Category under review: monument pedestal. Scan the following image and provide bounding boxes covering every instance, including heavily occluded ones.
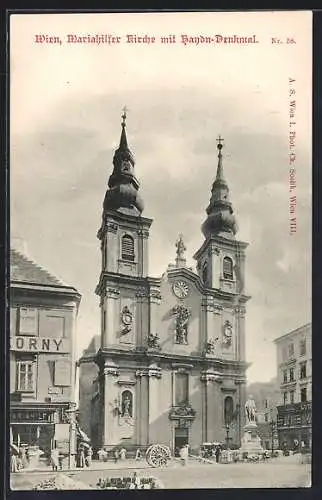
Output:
[239,423,264,456]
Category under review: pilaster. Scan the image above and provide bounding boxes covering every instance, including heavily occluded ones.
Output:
[135,369,150,445]
[103,362,120,446]
[235,305,246,361]
[102,288,120,347]
[201,369,223,442]
[147,363,162,443]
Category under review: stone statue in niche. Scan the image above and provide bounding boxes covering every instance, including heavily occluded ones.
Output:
[121,390,133,418]
[172,305,191,344]
[120,306,133,335]
[223,320,233,346]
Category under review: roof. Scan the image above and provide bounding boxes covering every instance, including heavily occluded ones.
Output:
[10,248,76,290]
[273,323,311,343]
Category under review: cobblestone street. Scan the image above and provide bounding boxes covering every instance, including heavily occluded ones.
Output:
[11,455,311,490]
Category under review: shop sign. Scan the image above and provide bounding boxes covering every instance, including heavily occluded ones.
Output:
[10,336,70,353]
[11,409,55,423]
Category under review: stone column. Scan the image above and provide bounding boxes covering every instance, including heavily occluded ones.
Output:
[102,362,119,447]
[102,288,120,347]
[136,369,149,445]
[148,364,162,443]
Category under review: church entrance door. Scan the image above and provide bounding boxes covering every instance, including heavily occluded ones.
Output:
[174,427,189,457]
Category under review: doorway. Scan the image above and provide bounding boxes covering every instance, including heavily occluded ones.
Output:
[174,427,189,457]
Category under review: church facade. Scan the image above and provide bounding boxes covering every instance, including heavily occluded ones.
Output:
[84,112,251,453]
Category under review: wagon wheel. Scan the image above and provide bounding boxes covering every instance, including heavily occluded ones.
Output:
[146,444,171,468]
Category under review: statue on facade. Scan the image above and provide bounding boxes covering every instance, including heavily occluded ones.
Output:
[172,305,191,344]
[205,337,219,355]
[146,333,161,350]
[245,395,257,424]
[175,234,186,259]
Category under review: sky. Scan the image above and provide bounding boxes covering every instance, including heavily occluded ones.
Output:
[10,11,312,383]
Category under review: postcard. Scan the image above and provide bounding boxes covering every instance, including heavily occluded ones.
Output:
[9,10,312,490]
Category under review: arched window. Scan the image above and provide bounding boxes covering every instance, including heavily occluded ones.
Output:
[121,235,135,262]
[224,396,234,425]
[202,262,208,284]
[223,256,233,280]
[121,390,133,418]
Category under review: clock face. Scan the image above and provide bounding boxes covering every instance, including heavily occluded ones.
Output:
[172,280,189,299]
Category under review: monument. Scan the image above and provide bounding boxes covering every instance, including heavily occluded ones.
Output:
[238,395,264,457]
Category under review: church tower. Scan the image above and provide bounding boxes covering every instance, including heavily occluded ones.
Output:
[194,136,249,362]
[95,111,158,450]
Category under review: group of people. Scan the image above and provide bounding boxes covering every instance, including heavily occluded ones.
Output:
[77,444,93,468]
[10,445,29,473]
[113,447,127,463]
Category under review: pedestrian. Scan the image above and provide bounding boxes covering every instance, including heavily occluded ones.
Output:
[79,446,86,468]
[113,448,119,463]
[11,449,19,473]
[120,447,127,460]
[135,448,141,461]
[215,446,221,464]
[19,446,28,470]
[50,448,59,471]
[180,444,188,466]
[85,446,93,467]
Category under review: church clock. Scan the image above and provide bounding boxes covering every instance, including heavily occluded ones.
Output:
[172,280,189,299]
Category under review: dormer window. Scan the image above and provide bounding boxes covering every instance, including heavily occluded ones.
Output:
[121,234,135,262]
[223,256,233,280]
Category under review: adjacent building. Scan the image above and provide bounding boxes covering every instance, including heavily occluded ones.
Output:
[78,114,251,454]
[274,323,312,451]
[10,248,81,466]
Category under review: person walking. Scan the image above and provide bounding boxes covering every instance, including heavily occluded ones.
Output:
[120,447,127,461]
[215,446,221,464]
[135,448,141,461]
[78,446,86,468]
[11,449,19,473]
[180,444,189,466]
[50,448,59,471]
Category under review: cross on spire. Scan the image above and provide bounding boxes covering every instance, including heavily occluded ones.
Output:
[216,135,224,150]
[121,106,128,126]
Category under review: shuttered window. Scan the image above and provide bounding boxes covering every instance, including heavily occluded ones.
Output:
[54,359,71,386]
[121,235,135,262]
[18,308,38,336]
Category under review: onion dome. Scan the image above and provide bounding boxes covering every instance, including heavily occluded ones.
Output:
[201,136,237,238]
[104,108,144,215]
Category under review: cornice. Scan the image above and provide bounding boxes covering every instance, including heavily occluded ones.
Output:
[97,346,250,372]
[193,235,249,261]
